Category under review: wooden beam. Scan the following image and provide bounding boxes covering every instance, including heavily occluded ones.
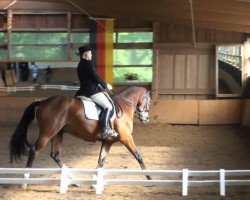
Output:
[7,9,12,60]
[193,0,250,16]
[67,12,71,61]
[195,20,250,34]
[158,89,214,95]
[0,1,78,12]
[157,18,250,34]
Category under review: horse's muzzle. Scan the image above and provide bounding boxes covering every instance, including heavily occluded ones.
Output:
[139,112,149,124]
[140,118,149,124]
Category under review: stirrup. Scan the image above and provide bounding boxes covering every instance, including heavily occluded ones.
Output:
[101,128,118,141]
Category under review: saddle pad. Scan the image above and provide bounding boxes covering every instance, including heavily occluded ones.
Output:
[77,95,116,122]
[81,99,101,120]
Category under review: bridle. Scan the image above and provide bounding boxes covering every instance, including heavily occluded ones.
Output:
[117,91,151,118]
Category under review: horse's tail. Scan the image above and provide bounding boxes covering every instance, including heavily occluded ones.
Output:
[9,100,41,163]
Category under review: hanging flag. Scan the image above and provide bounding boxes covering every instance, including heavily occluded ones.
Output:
[89,18,114,83]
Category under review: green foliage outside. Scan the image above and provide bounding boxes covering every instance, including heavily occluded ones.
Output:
[0,32,7,43]
[114,67,152,82]
[114,49,152,65]
[117,32,153,43]
[11,46,66,60]
[0,31,153,82]
[11,33,67,44]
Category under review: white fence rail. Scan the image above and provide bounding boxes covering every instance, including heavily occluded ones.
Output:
[41,85,79,91]
[0,166,250,195]
[0,86,35,92]
[0,85,79,92]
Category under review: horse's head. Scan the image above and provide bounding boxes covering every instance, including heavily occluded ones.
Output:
[115,86,152,123]
[136,90,152,124]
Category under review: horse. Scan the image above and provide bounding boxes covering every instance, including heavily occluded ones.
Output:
[9,86,152,181]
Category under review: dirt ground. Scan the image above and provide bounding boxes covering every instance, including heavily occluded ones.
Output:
[1,122,250,200]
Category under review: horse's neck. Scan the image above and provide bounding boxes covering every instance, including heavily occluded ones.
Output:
[120,87,140,104]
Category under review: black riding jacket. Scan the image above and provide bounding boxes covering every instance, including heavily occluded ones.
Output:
[75,59,107,97]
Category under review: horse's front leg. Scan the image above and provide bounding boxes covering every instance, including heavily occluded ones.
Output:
[121,136,152,180]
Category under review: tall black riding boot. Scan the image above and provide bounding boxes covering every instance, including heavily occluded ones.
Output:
[100,108,118,141]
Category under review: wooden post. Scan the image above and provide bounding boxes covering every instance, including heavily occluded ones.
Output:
[7,9,12,60]
[67,12,71,61]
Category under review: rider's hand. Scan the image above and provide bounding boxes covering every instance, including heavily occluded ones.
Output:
[107,83,113,90]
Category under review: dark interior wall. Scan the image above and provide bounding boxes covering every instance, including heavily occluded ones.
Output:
[154,23,247,43]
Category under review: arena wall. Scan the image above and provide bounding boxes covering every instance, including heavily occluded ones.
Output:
[0,98,242,125]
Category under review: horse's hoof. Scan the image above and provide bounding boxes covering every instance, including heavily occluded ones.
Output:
[71,183,80,187]
[21,184,27,189]
[90,184,97,190]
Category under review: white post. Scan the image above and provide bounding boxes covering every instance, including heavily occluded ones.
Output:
[182,169,189,196]
[60,165,69,194]
[21,173,30,189]
[96,168,104,195]
[220,169,226,196]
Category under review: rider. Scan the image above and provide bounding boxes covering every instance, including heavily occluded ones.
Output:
[75,45,117,141]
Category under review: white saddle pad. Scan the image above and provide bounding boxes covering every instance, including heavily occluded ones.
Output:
[77,96,115,122]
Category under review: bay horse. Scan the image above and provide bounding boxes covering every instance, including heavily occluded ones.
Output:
[9,86,152,180]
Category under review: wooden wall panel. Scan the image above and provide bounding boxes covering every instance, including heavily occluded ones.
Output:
[156,46,215,99]
[158,55,174,89]
[155,23,246,43]
[13,14,67,29]
[150,99,198,124]
[199,100,242,124]
[186,55,197,89]
[198,55,209,89]
[174,55,185,89]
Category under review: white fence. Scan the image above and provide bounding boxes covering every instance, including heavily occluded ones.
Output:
[41,84,79,91]
[0,165,250,195]
[0,85,79,92]
[0,86,35,92]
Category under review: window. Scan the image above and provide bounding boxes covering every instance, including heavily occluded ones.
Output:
[70,32,89,60]
[11,32,67,60]
[113,32,153,83]
[0,30,153,83]
[0,32,7,60]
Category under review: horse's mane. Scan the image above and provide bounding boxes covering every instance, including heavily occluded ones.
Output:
[114,85,135,96]
[110,85,144,118]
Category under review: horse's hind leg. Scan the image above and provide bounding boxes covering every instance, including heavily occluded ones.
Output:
[50,129,80,187]
[22,136,51,189]
[26,136,51,168]
[50,129,64,168]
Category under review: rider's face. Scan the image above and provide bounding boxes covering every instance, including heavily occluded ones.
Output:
[83,51,92,60]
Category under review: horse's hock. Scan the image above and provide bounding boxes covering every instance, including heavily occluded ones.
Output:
[0,97,247,126]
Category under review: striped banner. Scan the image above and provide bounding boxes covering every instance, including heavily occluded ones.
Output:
[90,18,114,83]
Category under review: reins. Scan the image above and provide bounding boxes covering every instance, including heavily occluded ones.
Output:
[102,85,151,118]
[110,88,150,117]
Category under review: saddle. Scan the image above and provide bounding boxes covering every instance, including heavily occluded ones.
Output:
[77,96,116,122]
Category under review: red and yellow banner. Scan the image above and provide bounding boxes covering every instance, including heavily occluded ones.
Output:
[90,18,114,83]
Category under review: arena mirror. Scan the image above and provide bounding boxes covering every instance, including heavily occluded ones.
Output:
[216,44,244,97]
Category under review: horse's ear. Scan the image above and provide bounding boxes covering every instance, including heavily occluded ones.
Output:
[148,89,156,96]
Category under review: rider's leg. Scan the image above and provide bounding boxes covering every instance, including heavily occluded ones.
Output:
[91,92,117,140]
[99,108,112,134]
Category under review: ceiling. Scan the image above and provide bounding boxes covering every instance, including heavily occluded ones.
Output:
[1,0,250,33]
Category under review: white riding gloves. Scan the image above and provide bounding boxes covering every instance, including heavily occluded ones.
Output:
[107,84,113,90]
